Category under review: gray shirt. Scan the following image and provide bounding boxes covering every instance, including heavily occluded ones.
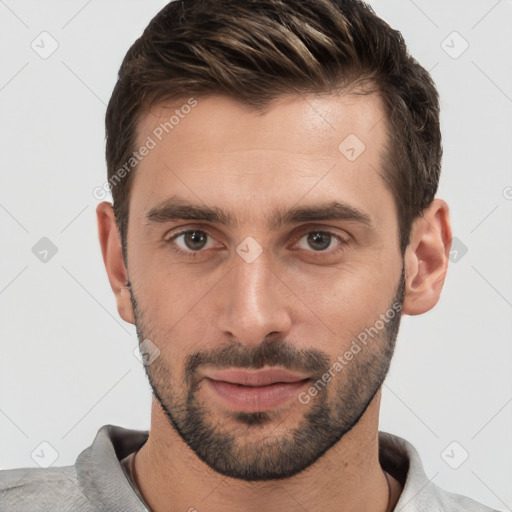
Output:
[0,424,499,511]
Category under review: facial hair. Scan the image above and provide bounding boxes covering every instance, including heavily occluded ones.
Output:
[130,265,405,481]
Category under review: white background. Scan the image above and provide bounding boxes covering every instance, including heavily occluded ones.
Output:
[0,0,511,510]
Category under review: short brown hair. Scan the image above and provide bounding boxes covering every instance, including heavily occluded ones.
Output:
[105,0,442,258]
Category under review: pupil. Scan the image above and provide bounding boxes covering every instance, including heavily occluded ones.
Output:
[308,232,331,251]
[185,231,207,250]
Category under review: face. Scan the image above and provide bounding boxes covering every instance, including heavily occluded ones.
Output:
[125,92,405,481]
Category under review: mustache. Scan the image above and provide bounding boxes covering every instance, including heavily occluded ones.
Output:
[184,339,331,383]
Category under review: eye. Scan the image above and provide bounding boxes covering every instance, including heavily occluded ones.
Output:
[168,229,218,255]
[295,230,346,253]
[166,227,348,258]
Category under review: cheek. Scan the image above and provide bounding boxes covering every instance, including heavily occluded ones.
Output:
[295,262,400,348]
[134,279,220,369]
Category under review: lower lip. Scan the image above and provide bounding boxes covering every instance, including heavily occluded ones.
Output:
[204,378,310,412]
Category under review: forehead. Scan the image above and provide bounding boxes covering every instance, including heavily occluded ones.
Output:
[129,92,391,226]
[136,92,387,156]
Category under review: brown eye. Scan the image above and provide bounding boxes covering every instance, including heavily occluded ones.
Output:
[307,232,333,251]
[170,230,215,253]
[296,231,342,252]
[182,231,208,251]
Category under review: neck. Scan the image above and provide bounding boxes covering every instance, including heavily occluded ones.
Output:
[133,391,401,512]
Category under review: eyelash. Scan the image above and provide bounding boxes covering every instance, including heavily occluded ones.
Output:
[165,227,349,258]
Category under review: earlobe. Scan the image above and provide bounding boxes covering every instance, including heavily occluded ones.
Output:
[402,199,452,316]
[96,201,135,325]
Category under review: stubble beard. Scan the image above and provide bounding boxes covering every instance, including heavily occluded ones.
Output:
[130,266,405,481]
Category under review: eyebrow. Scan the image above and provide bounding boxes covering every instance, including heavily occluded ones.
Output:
[145,195,372,230]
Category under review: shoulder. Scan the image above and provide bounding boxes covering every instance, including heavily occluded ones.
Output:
[0,465,97,512]
[429,486,501,512]
[0,424,149,512]
[378,431,499,512]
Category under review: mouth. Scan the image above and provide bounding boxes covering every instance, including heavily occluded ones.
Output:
[202,368,311,412]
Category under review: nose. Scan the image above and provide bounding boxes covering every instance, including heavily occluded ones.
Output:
[216,252,292,346]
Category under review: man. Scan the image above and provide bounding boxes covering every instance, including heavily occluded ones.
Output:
[0,0,499,510]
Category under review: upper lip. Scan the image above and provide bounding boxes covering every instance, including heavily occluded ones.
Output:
[204,368,310,387]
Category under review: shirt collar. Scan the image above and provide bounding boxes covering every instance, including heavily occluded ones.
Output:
[75,425,472,512]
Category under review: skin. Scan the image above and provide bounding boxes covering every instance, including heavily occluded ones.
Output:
[97,92,452,512]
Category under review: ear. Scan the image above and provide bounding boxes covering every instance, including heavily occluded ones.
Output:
[96,201,135,325]
[402,198,452,316]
